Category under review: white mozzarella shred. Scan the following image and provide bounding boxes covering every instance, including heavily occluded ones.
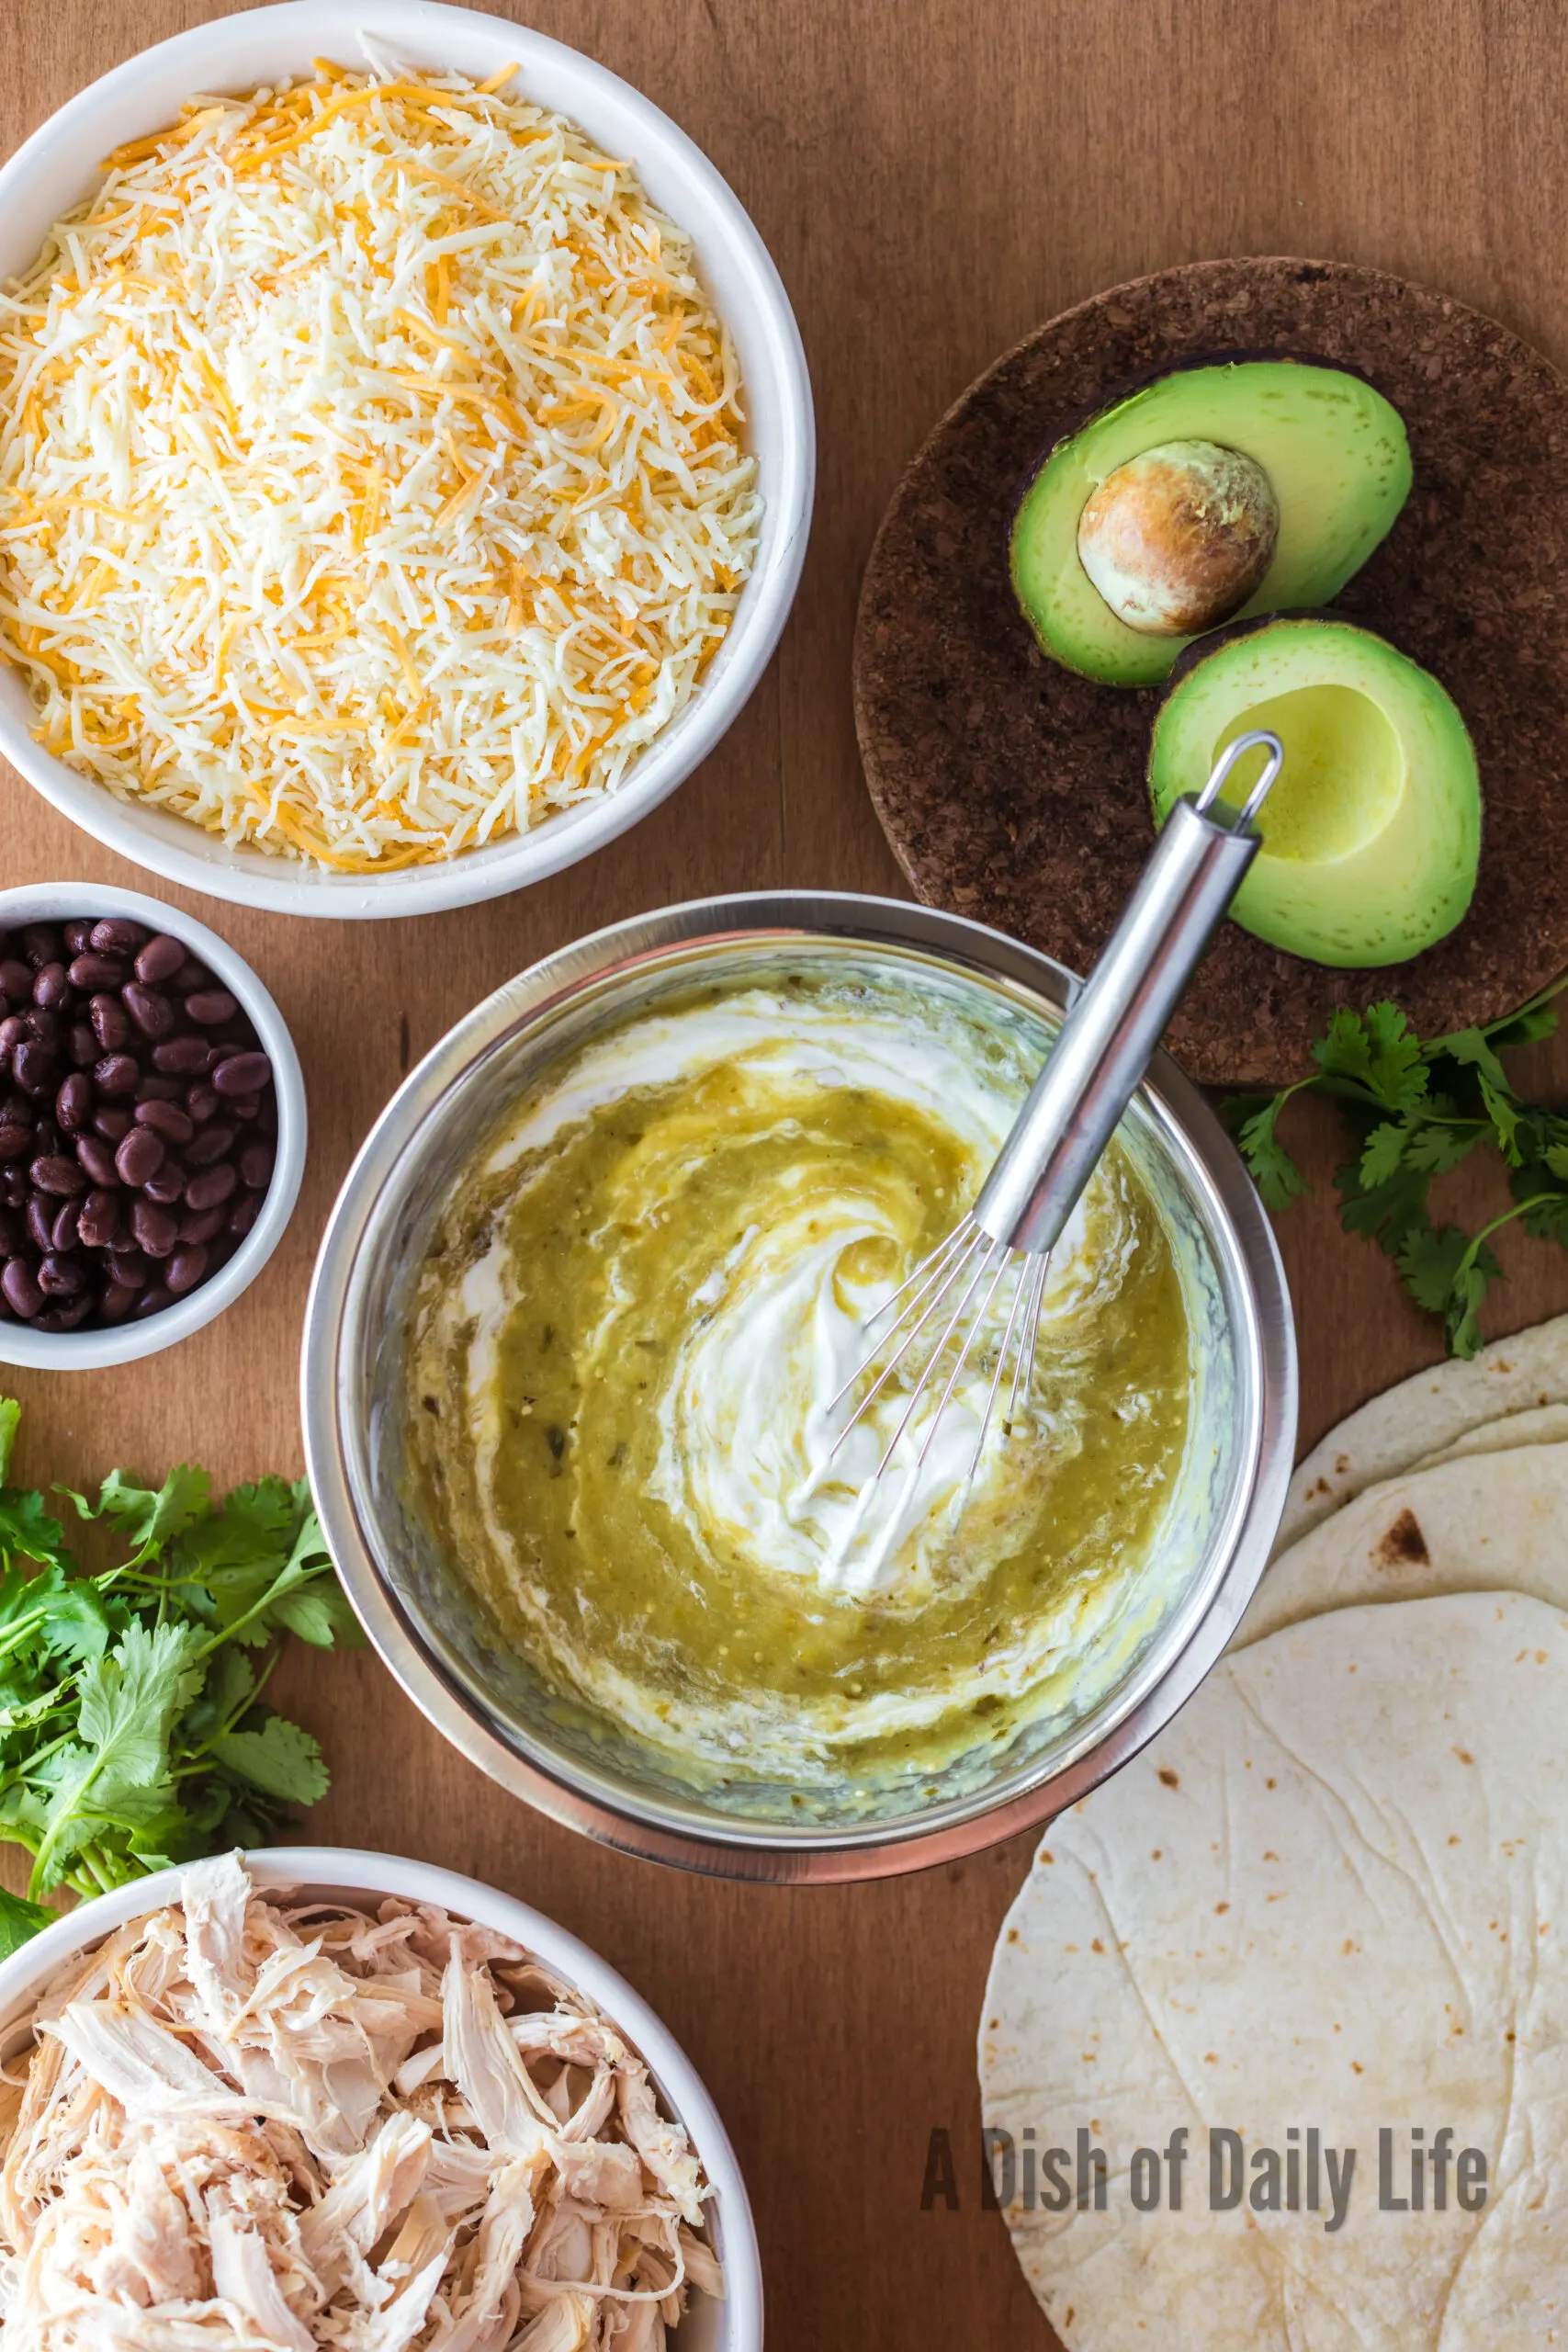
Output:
[0,64,761,871]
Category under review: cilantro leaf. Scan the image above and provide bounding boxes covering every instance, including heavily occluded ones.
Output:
[0,1487,70,1574]
[0,1885,54,1957]
[1225,983,1568,1357]
[1227,1091,1310,1213]
[210,1717,329,1805]
[81,1465,211,1557]
[1358,1121,1410,1192]
[1313,1003,1428,1112]
[0,1563,108,1668]
[0,1404,352,1936]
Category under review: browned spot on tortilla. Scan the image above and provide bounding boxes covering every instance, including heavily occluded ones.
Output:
[1158,1767,1179,1788]
[1454,1747,1475,1764]
[1376,1506,1429,1566]
[1335,1454,1350,1475]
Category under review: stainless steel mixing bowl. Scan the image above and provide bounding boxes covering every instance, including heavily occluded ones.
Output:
[302,892,1296,1882]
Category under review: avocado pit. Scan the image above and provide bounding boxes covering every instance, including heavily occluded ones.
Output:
[1076,439,1280,636]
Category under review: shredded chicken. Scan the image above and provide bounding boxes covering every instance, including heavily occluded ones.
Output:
[0,1857,721,2348]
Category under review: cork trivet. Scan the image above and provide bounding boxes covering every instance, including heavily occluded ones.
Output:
[853,257,1568,1087]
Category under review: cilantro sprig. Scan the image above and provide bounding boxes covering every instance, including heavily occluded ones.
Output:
[0,1400,362,1954]
[1223,982,1568,1360]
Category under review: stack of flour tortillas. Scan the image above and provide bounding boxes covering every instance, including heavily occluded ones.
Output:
[981,1314,1568,2348]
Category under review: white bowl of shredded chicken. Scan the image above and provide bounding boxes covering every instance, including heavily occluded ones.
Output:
[0,1849,760,2349]
[0,3,812,916]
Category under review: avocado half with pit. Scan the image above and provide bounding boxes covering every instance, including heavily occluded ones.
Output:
[1010,357,1412,685]
[1147,616,1480,967]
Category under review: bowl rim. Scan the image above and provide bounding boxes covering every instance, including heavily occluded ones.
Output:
[301,888,1298,1882]
[0,879,306,1370]
[0,1843,762,2351]
[0,0,815,919]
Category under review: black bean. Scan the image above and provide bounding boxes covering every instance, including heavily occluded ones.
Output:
[77,1190,120,1250]
[228,1190,263,1240]
[141,1162,186,1206]
[135,1098,193,1146]
[186,1124,235,1168]
[130,1199,178,1258]
[94,1053,140,1098]
[121,983,174,1040]
[30,1154,86,1198]
[116,1128,164,1188]
[78,1133,120,1194]
[89,992,130,1052]
[68,953,128,992]
[238,1138,275,1191]
[133,934,186,986]
[1,1258,41,1318]
[184,989,238,1027]
[38,1252,88,1298]
[89,919,147,956]
[212,1052,272,1097]
[0,914,278,1337]
[152,1035,214,1075]
[13,1042,57,1098]
[55,1072,93,1133]
[164,1244,209,1295]
[35,1296,93,1332]
[184,1161,237,1212]
[19,925,60,969]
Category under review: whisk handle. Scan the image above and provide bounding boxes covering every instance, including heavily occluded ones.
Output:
[973,731,1282,1256]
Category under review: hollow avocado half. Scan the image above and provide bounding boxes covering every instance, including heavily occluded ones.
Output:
[1147,616,1479,967]
[1010,356,1413,686]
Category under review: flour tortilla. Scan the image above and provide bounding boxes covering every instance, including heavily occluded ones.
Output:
[980,1591,1568,2350]
[1235,1441,1568,1649]
[1278,1312,1568,1552]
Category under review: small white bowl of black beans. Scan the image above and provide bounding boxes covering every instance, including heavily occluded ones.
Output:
[0,882,304,1369]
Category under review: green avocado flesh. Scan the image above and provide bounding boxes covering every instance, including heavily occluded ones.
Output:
[1010,358,1412,685]
[1147,617,1481,966]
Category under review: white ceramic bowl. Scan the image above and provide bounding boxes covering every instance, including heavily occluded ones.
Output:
[0,880,306,1369]
[0,1,814,918]
[0,1846,761,2352]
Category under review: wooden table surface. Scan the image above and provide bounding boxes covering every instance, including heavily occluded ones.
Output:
[6,2,1568,2342]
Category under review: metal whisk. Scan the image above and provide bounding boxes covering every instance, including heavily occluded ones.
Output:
[811,729,1284,1587]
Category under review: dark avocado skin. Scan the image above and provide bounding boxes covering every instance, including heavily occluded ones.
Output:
[1160,605,1340,693]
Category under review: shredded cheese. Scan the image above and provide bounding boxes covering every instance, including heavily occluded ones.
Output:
[0,66,761,871]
